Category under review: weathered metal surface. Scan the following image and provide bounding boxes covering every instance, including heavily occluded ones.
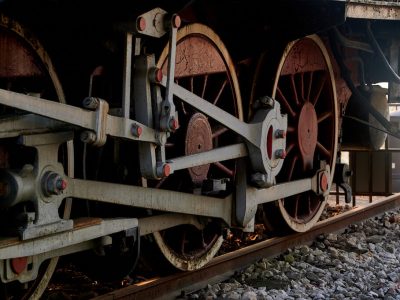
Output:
[298,102,318,169]
[185,113,213,183]
[0,29,41,78]
[347,0,400,20]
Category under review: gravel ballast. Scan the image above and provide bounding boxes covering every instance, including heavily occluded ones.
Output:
[188,209,400,299]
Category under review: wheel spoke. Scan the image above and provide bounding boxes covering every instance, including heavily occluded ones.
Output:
[294,195,300,220]
[212,126,228,139]
[290,74,300,106]
[213,78,227,106]
[286,142,296,157]
[213,161,234,177]
[317,111,332,124]
[307,71,314,102]
[287,154,299,181]
[190,76,194,93]
[312,73,327,106]
[276,86,296,118]
[287,126,296,133]
[201,75,208,99]
[300,72,305,101]
[316,141,331,159]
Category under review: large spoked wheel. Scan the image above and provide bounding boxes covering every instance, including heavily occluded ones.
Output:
[252,35,338,233]
[152,24,243,270]
[0,14,74,299]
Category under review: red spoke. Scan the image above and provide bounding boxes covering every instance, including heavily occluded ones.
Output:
[287,154,299,181]
[286,142,296,157]
[316,141,331,158]
[201,75,208,99]
[180,101,188,115]
[212,126,228,139]
[307,71,314,102]
[213,79,227,106]
[312,74,327,106]
[213,161,234,177]
[300,72,305,101]
[290,74,300,106]
[317,111,332,124]
[276,86,296,118]
[294,195,300,220]
[287,126,296,133]
[190,77,194,93]
[181,230,187,255]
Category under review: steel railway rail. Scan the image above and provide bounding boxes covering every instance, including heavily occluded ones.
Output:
[91,193,400,300]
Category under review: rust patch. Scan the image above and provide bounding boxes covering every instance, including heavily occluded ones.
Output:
[185,113,213,184]
[281,39,327,75]
[163,36,226,78]
[0,29,42,78]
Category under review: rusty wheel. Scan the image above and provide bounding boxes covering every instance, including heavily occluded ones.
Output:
[153,24,243,270]
[252,35,338,232]
[0,14,74,299]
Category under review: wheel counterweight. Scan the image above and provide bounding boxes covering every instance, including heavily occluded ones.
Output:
[252,35,338,233]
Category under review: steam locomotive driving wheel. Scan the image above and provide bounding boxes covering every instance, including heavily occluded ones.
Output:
[0,14,74,299]
[153,24,243,270]
[252,35,338,232]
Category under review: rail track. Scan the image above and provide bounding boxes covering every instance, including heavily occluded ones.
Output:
[91,193,400,300]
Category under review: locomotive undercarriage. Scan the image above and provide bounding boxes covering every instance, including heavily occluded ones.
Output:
[2,0,397,298]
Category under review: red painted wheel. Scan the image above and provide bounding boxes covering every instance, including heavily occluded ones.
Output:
[252,35,338,232]
[153,24,243,270]
[0,14,74,299]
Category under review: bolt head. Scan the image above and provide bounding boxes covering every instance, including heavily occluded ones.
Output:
[131,124,143,137]
[154,68,163,83]
[56,178,67,191]
[136,16,146,32]
[320,173,329,192]
[163,164,171,177]
[275,149,287,159]
[169,118,179,131]
[171,14,181,28]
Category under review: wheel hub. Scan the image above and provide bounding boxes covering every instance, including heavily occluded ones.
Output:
[298,102,318,169]
[185,112,213,184]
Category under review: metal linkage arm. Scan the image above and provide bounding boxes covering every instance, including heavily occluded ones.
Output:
[67,178,232,225]
[0,89,158,145]
[160,78,261,146]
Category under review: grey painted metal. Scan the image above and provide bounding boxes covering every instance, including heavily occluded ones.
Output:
[0,88,158,143]
[168,143,248,173]
[0,218,136,259]
[247,102,287,187]
[122,32,133,119]
[138,214,204,236]
[160,18,178,132]
[135,8,168,38]
[133,54,162,178]
[0,216,136,283]
[67,178,232,224]
[0,114,73,138]
[16,133,74,240]
[237,164,331,227]
[1,236,111,284]
[347,0,400,19]
[161,79,261,146]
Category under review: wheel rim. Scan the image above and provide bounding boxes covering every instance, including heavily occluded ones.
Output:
[253,35,338,232]
[153,24,243,270]
[0,14,74,299]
